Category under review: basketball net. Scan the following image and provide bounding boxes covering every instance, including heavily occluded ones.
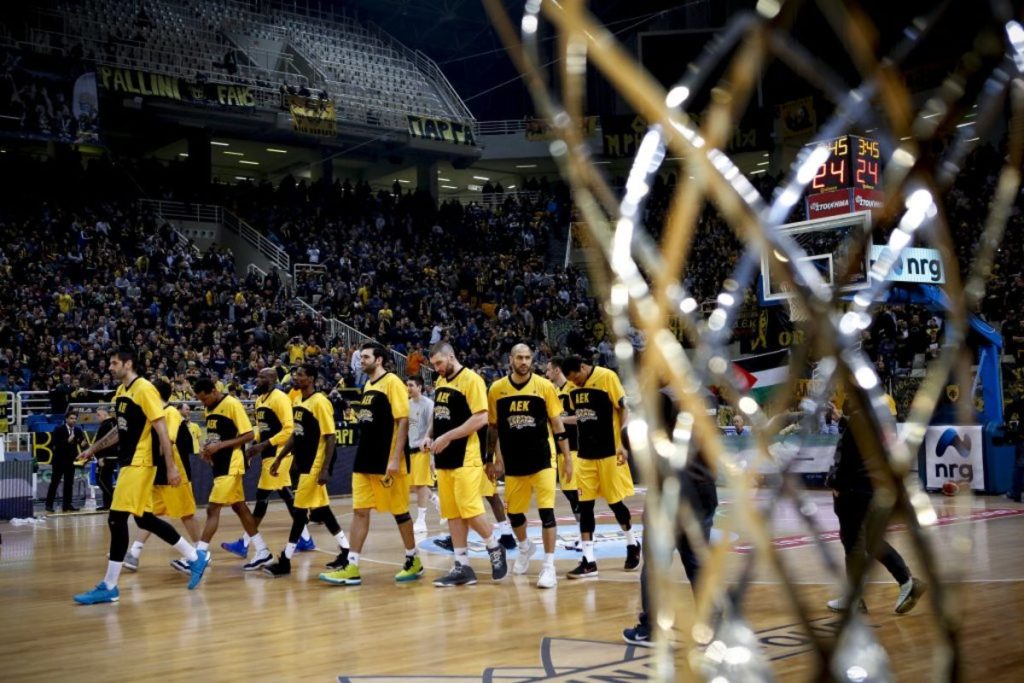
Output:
[485,1,1024,680]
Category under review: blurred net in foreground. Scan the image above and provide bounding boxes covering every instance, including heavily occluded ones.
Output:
[486,1,1024,681]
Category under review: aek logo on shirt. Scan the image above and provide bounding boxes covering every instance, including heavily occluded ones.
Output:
[575,407,598,423]
[507,415,537,430]
[434,405,451,421]
[293,422,305,437]
[356,408,374,423]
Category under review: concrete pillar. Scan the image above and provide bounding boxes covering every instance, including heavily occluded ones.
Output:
[416,161,438,204]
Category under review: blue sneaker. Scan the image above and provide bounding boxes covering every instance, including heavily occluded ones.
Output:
[188,549,211,590]
[220,538,248,558]
[296,536,316,553]
[74,582,120,605]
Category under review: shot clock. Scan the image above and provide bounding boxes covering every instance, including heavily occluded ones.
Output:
[804,135,883,219]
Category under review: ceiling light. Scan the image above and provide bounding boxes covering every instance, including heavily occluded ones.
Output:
[756,161,769,166]
[397,179,410,183]
[438,177,451,182]
[507,184,516,189]
[178,152,189,157]
[224,151,244,156]
[472,175,490,181]
[234,176,249,180]
[515,164,537,168]
[265,148,287,153]
[211,141,229,147]
[441,185,458,189]
[239,160,260,166]
[750,169,766,175]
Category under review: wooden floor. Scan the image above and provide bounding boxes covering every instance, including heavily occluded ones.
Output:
[1,489,1023,682]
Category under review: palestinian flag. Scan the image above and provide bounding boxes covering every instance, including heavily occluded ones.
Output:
[734,349,790,403]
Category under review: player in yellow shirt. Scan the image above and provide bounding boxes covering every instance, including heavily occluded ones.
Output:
[489,344,572,589]
[546,357,583,551]
[561,356,639,580]
[122,379,200,572]
[74,349,202,603]
[320,342,423,585]
[263,364,351,577]
[222,368,317,562]
[425,342,507,587]
[192,377,273,574]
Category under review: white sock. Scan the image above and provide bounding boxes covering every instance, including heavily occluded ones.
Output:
[624,529,636,546]
[518,538,530,551]
[545,553,555,567]
[406,547,417,557]
[335,531,349,549]
[196,541,210,552]
[284,542,297,559]
[349,551,361,566]
[300,527,312,541]
[103,561,122,590]
[483,533,498,549]
[454,548,469,566]
[242,532,251,548]
[417,507,427,521]
[583,541,595,563]
[499,520,512,535]
[251,532,268,553]
[129,541,144,558]
[174,538,198,562]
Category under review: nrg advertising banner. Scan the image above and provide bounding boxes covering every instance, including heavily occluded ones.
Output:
[923,425,985,491]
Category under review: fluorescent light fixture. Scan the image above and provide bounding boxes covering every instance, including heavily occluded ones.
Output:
[966,137,980,142]
[265,148,288,153]
[178,152,189,157]
[472,175,490,181]
[234,176,249,180]
[441,185,458,189]
[756,161,769,166]
[515,164,537,168]
[956,122,973,128]
[397,179,410,184]
[763,152,770,157]
[438,177,451,182]
[211,141,229,147]
[239,160,260,166]
[224,151,244,156]
[750,169,766,175]
[468,184,482,191]
[507,184,516,189]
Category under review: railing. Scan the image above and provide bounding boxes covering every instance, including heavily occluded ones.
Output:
[139,198,222,223]
[4,432,34,455]
[15,391,50,425]
[222,208,291,272]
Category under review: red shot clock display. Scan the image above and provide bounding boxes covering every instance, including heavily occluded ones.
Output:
[805,135,883,219]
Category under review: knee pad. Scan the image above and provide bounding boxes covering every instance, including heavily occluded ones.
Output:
[609,501,632,528]
[507,512,527,528]
[256,488,273,502]
[539,508,557,529]
[578,500,596,534]
[393,512,412,525]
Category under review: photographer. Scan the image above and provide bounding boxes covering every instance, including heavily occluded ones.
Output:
[994,392,1024,502]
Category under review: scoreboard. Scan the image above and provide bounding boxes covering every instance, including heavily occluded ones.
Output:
[805,135,883,219]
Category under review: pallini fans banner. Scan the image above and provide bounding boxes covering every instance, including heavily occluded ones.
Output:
[286,94,336,136]
[923,425,985,491]
[97,66,256,108]
[407,115,476,146]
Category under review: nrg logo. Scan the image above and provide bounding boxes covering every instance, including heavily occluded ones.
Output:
[934,427,974,481]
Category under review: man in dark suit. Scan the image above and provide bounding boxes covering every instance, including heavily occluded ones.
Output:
[45,411,86,512]
[93,408,120,511]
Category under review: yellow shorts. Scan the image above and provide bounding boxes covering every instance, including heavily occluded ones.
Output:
[294,471,329,510]
[150,483,197,518]
[577,456,635,504]
[353,472,410,514]
[558,452,579,490]
[409,451,435,487]
[257,454,293,491]
[479,471,497,497]
[209,475,245,505]
[506,469,556,514]
[111,465,157,517]
[436,467,486,520]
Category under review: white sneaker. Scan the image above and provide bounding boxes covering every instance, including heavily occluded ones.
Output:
[537,564,557,589]
[827,596,867,613]
[123,552,140,572]
[430,492,441,513]
[413,518,427,534]
[513,540,535,575]
[895,577,926,614]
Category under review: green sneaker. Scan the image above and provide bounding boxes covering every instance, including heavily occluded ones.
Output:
[319,563,361,585]
[395,555,424,582]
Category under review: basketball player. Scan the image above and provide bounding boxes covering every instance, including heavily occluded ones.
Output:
[74,349,202,604]
[221,368,315,563]
[320,343,423,585]
[192,378,273,572]
[122,379,200,572]
[406,375,438,533]
[489,343,572,589]
[546,357,583,551]
[559,356,640,579]
[425,342,508,587]
[263,364,351,577]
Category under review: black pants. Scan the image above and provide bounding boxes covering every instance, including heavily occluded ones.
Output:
[1008,445,1024,499]
[638,478,718,626]
[834,489,910,586]
[97,459,118,509]
[45,456,76,509]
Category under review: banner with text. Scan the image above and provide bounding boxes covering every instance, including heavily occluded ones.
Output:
[287,94,336,136]
[407,115,476,146]
[602,113,766,158]
[97,66,256,108]
[525,116,597,141]
[923,425,984,491]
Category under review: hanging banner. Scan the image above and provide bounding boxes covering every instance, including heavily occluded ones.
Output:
[525,116,597,141]
[0,50,100,143]
[602,113,765,158]
[286,94,336,136]
[407,115,476,145]
[97,66,256,108]
[778,96,817,140]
